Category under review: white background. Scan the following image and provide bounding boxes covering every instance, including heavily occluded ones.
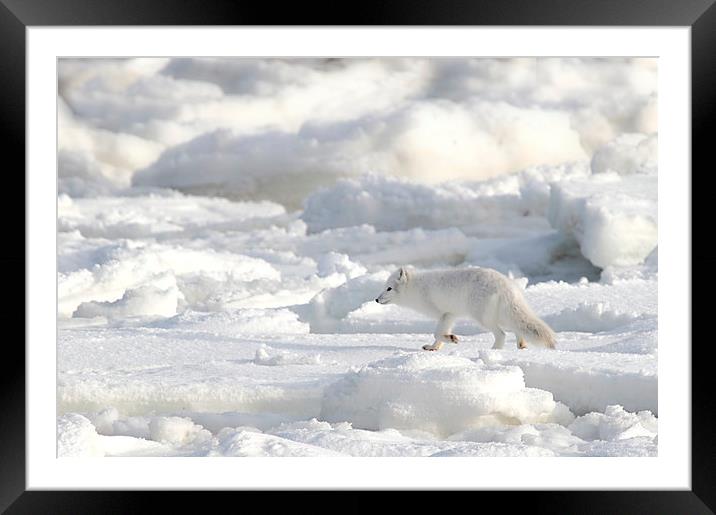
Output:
[27,27,690,489]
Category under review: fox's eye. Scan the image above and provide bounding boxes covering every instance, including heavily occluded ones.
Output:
[387,287,392,291]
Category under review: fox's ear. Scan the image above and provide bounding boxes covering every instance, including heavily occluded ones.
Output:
[398,267,409,282]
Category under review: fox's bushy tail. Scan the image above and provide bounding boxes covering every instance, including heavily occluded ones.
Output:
[501,285,556,349]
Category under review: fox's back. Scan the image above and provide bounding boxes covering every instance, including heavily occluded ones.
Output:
[409,267,512,315]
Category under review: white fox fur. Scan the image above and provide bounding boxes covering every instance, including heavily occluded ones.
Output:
[375,266,556,351]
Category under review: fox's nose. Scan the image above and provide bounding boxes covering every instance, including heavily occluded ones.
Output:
[375,298,379,303]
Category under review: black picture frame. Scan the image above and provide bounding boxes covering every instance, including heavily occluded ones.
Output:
[3,0,713,512]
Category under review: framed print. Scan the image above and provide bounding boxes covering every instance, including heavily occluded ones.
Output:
[4,0,714,512]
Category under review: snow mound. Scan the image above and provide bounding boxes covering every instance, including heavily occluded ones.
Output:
[316,252,367,279]
[481,349,657,415]
[591,133,657,176]
[601,247,658,283]
[548,174,657,268]
[59,242,280,318]
[446,405,657,456]
[216,427,343,457]
[74,282,181,320]
[320,353,573,437]
[149,416,213,446]
[58,98,166,195]
[569,405,657,441]
[57,413,104,457]
[254,345,322,366]
[293,271,390,333]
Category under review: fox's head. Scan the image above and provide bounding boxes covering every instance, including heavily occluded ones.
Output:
[375,267,410,305]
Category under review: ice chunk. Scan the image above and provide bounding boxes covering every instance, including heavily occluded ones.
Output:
[320,353,573,437]
[548,174,657,268]
[591,133,657,176]
[57,413,104,457]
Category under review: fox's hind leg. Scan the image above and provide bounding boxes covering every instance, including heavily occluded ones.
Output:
[517,336,527,349]
[491,328,506,349]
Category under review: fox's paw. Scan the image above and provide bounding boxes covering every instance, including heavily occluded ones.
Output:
[444,334,459,344]
[422,343,443,351]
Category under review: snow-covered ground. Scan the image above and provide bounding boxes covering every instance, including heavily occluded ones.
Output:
[57,57,658,458]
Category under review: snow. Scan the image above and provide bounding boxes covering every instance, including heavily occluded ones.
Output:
[58,240,281,318]
[568,405,657,441]
[301,164,589,235]
[254,344,323,366]
[59,58,657,204]
[214,427,343,457]
[590,133,658,176]
[548,174,657,268]
[74,282,181,319]
[320,353,574,436]
[57,413,104,457]
[481,347,657,415]
[56,57,659,459]
[149,416,214,448]
[57,323,658,457]
[133,100,586,208]
[154,309,309,336]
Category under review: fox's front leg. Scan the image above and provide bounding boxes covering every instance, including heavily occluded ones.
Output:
[422,341,444,351]
[422,313,456,351]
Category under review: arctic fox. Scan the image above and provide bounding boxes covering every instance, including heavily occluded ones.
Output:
[375,267,556,351]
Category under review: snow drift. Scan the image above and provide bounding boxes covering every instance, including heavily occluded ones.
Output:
[320,353,573,437]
